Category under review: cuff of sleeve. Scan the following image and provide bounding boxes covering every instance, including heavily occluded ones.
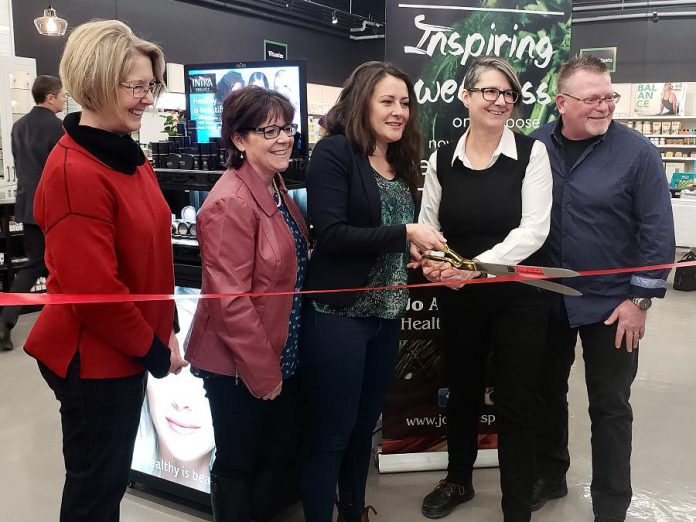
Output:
[474,250,496,264]
[629,283,667,299]
[134,334,170,378]
[173,306,180,334]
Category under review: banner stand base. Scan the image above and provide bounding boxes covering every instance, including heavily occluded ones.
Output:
[376,448,498,474]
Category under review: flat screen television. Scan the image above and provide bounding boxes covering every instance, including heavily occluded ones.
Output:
[185,60,308,158]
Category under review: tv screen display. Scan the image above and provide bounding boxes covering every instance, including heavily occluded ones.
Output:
[185,60,308,158]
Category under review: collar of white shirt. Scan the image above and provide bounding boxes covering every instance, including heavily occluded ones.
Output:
[450,126,518,169]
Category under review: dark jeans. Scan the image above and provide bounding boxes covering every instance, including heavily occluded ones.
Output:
[203,373,302,522]
[1,223,48,327]
[301,305,400,522]
[536,312,638,520]
[38,354,146,522]
[438,283,547,522]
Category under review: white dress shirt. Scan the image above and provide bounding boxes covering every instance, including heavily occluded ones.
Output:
[418,126,553,266]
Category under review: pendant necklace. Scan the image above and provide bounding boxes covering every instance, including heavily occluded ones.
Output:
[272,178,282,207]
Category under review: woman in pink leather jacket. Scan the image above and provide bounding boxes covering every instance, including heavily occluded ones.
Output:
[184,86,308,522]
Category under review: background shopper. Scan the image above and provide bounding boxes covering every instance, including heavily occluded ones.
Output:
[0,75,65,351]
[301,61,445,522]
[24,20,186,522]
[184,86,309,522]
[415,56,553,522]
[531,55,675,522]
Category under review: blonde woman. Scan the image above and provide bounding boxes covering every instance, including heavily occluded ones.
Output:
[25,20,186,521]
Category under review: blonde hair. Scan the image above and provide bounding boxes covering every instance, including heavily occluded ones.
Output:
[59,19,165,112]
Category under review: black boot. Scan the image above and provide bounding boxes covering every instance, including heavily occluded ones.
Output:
[337,505,377,522]
[0,322,13,351]
[210,472,252,522]
[530,476,567,511]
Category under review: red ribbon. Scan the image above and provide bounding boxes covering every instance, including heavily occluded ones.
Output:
[1,260,694,306]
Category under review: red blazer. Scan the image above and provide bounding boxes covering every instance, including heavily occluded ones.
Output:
[184,163,309,398]
[25,133,175,378]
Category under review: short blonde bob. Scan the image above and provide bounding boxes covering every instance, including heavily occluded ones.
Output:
[59,20,165,112]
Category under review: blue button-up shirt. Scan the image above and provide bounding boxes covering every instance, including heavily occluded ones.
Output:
[532,120,676,327]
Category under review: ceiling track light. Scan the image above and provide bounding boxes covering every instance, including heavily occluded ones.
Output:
[331,10,338,24]
[34,6,68,36]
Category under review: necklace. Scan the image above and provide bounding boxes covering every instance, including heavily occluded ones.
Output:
[272,178,282,207]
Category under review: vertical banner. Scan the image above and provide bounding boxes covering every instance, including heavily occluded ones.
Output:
[380,0,572,473]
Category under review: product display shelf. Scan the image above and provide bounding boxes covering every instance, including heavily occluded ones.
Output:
[615,115,696,121]
[656,144,696,149]
[644,134,696,138]
[663,157,696,161]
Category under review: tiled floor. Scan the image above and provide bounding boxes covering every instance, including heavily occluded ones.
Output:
[1,279,694,521]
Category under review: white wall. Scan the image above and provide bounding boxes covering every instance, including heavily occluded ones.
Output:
[0,0,14,56]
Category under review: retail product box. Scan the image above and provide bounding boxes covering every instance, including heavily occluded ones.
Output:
[661,121,672,135]
[665,163,684,181]
[652,121,662,134]
[671,121,681,134]
[670,172,696,189]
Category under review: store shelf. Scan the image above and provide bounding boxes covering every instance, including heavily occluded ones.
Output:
[656,144,696,149]
[615,115,696,120]
[644,134,696,138]
[662,157,696,161]
[172,237,198,247]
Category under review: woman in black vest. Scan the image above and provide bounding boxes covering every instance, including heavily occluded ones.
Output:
[416,56,553,522]
[301,61,445,522]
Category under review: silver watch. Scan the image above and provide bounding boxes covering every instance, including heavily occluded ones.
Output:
[629,297,652,311]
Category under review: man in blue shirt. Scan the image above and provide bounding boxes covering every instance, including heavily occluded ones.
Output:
[531,56,675,522]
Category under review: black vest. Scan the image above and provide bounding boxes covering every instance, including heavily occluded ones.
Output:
[436,132,544,266]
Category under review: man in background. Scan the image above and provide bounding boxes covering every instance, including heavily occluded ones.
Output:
[531,55,675,522]
[0,75,65,350]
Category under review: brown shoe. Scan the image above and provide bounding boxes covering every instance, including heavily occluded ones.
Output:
[337,505,377,522]
[422,479,475,519]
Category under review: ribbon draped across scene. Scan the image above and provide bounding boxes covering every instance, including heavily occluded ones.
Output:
[0,260,693,306]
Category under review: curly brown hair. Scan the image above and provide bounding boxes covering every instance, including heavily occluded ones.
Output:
[324,61,421,198]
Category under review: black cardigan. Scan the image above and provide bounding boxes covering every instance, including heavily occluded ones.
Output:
[303,134,412,307]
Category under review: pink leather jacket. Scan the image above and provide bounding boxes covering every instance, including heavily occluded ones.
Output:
[184,162,309,397]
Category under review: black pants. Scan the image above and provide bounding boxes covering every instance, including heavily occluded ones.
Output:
[439,283,547,522]
[1,224,48,327]
[301,306,401,522]
[38,354,146,522]
[203,373,302,522]
[536,312,638,520]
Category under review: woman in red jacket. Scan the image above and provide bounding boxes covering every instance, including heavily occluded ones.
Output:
[184,86,309,522]
[25,20,186,522]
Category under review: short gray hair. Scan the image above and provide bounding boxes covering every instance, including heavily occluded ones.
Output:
[460,56,523,106]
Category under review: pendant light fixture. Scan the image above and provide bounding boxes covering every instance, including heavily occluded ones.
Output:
[34,6,68,37]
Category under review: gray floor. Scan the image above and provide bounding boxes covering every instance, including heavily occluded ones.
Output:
[1,280,694,521]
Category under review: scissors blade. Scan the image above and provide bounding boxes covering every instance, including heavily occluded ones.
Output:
[518,279,582,296]
[475,261,580,278]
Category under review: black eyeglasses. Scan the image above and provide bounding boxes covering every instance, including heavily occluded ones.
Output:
[119,81,164,99]
[245,124,298,139]
[467,87,519,104]
[560,92,621,106]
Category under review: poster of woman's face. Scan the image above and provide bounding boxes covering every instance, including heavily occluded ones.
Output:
[132,287,216,493]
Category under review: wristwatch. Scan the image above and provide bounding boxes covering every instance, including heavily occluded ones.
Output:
[629,297,652,311]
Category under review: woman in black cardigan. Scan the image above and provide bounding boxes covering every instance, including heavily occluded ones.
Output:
[301,61,445,522]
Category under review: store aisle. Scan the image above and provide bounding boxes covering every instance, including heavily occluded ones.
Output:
[0,284,694,522]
